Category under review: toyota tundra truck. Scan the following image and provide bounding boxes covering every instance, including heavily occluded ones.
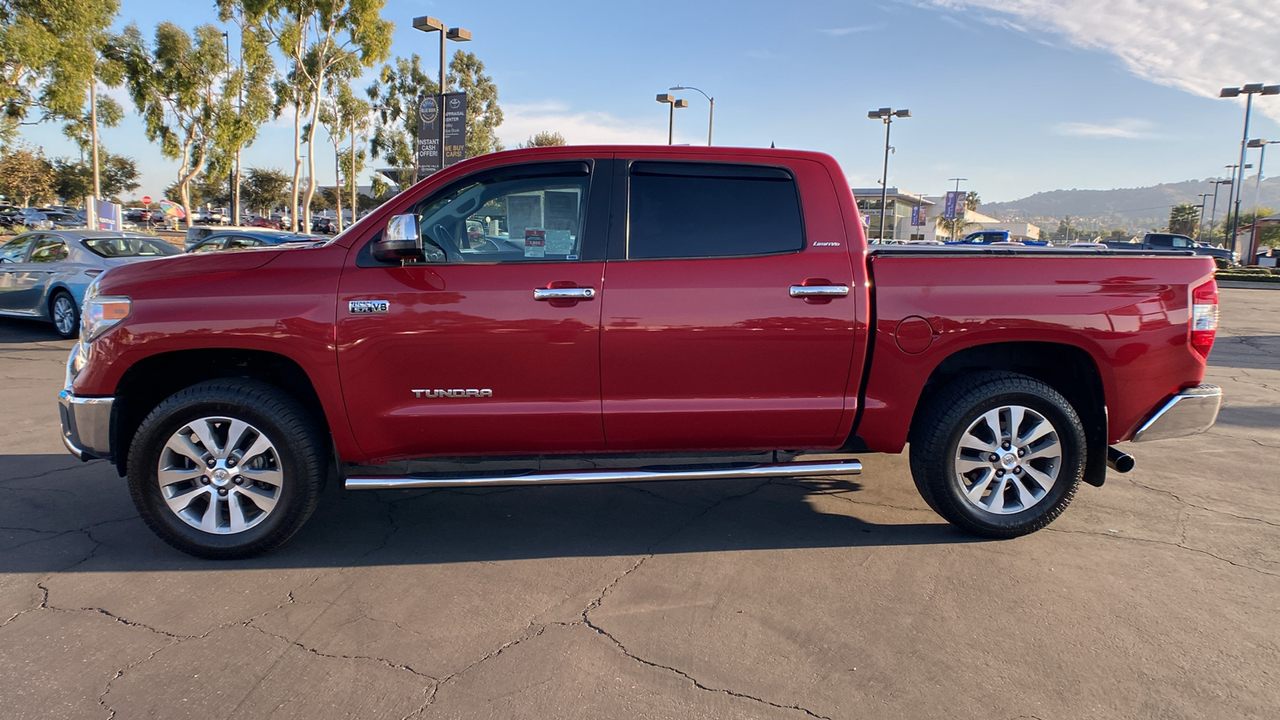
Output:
[57,146,1223,558]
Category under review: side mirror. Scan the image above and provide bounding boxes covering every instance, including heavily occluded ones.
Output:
[372,214,422,263]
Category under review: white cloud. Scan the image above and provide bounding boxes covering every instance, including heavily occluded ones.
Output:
[1054,118,1159,139]
[497,101,665,147]
[819,24,886,36]
[917,0,1280,122]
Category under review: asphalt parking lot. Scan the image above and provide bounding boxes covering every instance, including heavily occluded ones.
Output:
[1,288,1276,720]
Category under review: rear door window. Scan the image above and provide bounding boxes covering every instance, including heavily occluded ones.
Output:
[29,236,68,263]
[626,162,804,259]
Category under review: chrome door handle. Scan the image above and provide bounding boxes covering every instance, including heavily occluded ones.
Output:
[533,287,596,301]
[789,285,848,298]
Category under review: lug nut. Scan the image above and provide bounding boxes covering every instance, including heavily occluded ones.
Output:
[1017,448,1026,457]
[233,476,243,485]
[227,457,237,468]
[1013,467,1022,475]
[217,487,228,496]
[1002,441,1011,450]
[995,469,1005,477]
[206,458,216,468]
[200,477,210,485]
[988,453,999,462]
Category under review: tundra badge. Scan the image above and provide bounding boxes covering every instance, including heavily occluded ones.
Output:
[349,300,389,314]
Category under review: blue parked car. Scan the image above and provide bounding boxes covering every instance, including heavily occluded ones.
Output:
[186,229,324,253]
[0,230,180,338]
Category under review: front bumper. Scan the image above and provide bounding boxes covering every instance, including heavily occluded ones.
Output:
[1132,384,1222,442]
[58,344,114,462]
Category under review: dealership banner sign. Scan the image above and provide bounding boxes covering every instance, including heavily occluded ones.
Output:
[416,92,467,179]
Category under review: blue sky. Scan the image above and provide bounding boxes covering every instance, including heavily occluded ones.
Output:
[16,0,1280,204]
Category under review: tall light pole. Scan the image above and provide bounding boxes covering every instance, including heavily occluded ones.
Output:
[1247,138,1279,262]
[1209,178,1232,242]
[868,107,910,241]
[1220,83,1279,251]
[1196,192,1212,240]
[413,16,471,184]
[655,94,688,145]
[949,177,967,194]
[670,85,713,145]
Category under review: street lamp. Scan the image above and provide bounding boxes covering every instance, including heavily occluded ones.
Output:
[1247,138,1279,261]
[948,177,967,194]
[413,16,471,183]
[868,107,910,241]
[670,85,713,146]
[655,94,689,145]
[1196,192,1212,240]
[1220,83,1279,250]
[1209,178,1233,242]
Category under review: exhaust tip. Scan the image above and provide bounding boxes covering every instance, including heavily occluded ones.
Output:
[1107,446,1135,473]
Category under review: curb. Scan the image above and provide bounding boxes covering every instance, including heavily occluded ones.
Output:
[1217,280,1280,290]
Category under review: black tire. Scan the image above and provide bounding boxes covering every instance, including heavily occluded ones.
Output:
[50,290,79,339]
[127,379,325,559]
[909,371,1085,538]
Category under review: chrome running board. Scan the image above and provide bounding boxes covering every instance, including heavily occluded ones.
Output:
[345,459,861,490]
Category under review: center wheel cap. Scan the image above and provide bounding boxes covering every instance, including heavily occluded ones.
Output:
[1001,453,1018,468]
[211,468,231,486]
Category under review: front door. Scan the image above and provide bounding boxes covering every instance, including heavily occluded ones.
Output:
[336,159,612,461]
[599,157,858,452]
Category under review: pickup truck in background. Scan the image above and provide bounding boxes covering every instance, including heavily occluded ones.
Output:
[1105,232,1237,266]
[58,146,1223,558]
[946,230,1049,246]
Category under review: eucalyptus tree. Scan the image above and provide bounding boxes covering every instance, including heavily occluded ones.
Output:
[245,0,391,230]
[0,0,120,143]
[449,51,503,158]
[318,82,369,231]
[366,54,436,189]
[121,23,230,227]
[213,1,277,223]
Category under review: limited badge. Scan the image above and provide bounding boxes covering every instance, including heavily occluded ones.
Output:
[349,300,389,314]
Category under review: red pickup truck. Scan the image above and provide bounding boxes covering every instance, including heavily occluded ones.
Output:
[58,146,1222,558]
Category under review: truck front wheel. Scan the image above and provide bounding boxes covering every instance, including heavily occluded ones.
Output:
[910,372,1085,537]
[127,380,324,559]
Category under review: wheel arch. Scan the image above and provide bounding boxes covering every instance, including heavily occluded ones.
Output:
[909,341,1109,487]
[112,348,330,477]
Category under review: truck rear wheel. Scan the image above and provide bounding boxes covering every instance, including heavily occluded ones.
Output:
[127,380,324,559]
[910,372,1084,538]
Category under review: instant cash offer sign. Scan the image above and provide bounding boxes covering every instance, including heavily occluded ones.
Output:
[416,92,467,178]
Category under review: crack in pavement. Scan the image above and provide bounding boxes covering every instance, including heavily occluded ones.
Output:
[247,623,438,681]
[577,479,835,720]
[1045,527,1279,578]
[1124,476,1280,530]
[0,460,105,485]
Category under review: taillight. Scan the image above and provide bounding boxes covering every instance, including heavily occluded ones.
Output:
[1190,279,1218,359]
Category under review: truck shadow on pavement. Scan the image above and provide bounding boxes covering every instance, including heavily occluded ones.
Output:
[0,455,978,572]
[0,318,68,344]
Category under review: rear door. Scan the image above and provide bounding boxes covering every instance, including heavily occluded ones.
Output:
[336,158,613,461]
[599,156,857,451]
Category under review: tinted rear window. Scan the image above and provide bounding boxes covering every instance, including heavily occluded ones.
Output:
[83,237,181,258]
[627,162,804,259]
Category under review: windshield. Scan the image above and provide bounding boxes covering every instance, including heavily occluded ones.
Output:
[83,236,182,258]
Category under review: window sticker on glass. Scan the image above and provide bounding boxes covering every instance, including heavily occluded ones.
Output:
[524,228,546,258]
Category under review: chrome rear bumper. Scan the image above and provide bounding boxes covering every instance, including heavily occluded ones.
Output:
[1132,385,1222,442]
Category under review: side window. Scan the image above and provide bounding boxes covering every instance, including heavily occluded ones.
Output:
[225,235,261,249]
[190,239,224,254]
[412,165,590,263]
[0,235,34,263]
[1171,236,1192,248]
[29,237,68,263]
[627,162,804,259]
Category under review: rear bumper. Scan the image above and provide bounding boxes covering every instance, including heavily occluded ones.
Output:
[1132,385,1222,442]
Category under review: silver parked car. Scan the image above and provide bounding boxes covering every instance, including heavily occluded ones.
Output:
[0,230,180,338]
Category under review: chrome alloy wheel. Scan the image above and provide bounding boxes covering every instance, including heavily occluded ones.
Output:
[156,416,284,534]
[953,405,1061,515]
[53,295,77,336]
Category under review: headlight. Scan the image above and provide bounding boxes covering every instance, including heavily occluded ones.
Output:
[80,277,131,343]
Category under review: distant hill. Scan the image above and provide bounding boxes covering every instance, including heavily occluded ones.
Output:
[978,177,1280,232]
